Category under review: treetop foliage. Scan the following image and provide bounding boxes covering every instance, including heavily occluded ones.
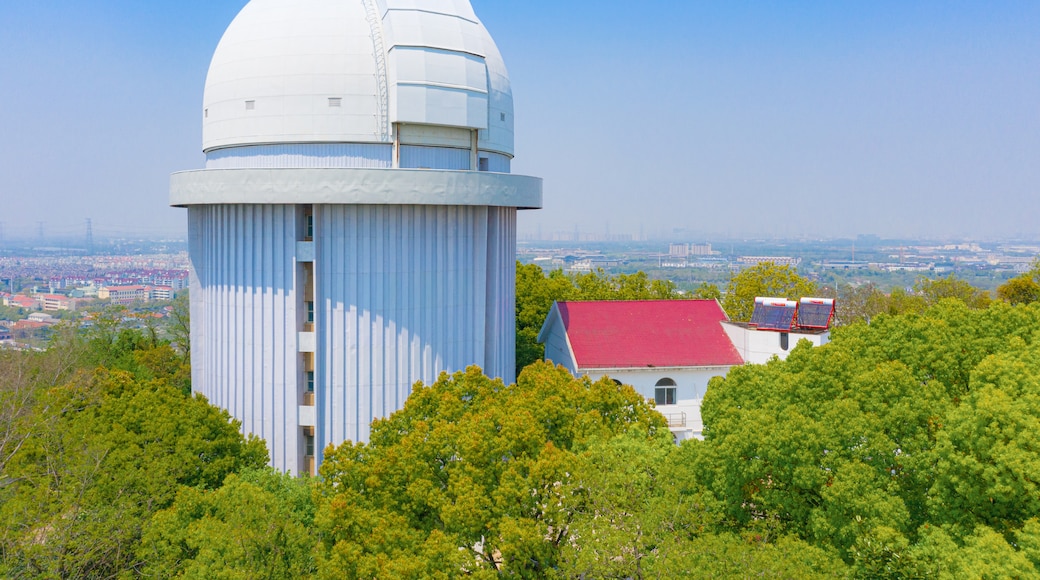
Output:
[721,262,819,322]
[515,264,682,374]
[312,363,671,577]
[700,298,1040,576]
[5,264,1040,576]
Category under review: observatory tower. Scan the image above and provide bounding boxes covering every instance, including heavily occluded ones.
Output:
[171,0,541,474]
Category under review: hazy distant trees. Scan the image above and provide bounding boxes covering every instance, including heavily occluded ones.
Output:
[996,260,1040,305]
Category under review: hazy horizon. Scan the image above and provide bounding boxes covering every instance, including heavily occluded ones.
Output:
[1,1,1037,241]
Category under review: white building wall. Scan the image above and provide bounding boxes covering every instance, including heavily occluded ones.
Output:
[206,143,393,169]
[483,206,517,379]
[541,320,577,375]
[580,367,731,442]
[189,201,519,472]
[721,322,829,365]
[313,204,516,457]
[188,204,303,473]
[581,367,730,402]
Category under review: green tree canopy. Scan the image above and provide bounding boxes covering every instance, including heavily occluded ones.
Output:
[139,468,318,578]
[0,329,267,578]
[913,274,991,310]
[697,299,1040,574]
[996,259,1040,305]
[721,262,819,322]
[312,362,670,578]
[515,263,681,374]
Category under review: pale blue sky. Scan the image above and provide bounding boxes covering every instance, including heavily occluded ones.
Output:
[0,1,1037,240]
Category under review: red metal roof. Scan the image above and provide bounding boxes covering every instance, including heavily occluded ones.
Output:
[553,300,744,369]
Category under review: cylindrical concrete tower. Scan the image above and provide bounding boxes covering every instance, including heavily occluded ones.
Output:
[171,0,541,474]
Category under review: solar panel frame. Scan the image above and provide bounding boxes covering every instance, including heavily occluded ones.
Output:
[750,303,796,331]
[797,303,833,328]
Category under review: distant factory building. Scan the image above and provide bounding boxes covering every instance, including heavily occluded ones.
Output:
[171,0,541,474]
[738,256,800,267]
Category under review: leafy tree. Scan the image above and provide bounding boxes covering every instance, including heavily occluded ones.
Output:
[690,281,722,300]
[313,362,668,578]
[515,264,681,375]
[906,524,1038,579]
[559,431,724,578]
[0,368,268,577]
[885,287,928,316]
[652,532,848,578]
[516,263,578,376]
[699,299,1040,569]
[139,468,317,578]
[836,282,888,325]
[996,261,1040,305]
[0,326,89,478]
[914,274,990,310]
[168,291,191,362]
[721,262,818,322]
[929,341,1040,532]
[996,275,1040,305]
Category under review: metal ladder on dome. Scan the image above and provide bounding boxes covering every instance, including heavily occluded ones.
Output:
[362,0,390,142]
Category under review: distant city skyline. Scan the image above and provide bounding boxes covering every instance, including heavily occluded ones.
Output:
[1,0,1038,240]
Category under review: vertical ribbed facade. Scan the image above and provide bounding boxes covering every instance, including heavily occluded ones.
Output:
[189,202,517,471]
[188,204,302,472]
[313,204,515,453]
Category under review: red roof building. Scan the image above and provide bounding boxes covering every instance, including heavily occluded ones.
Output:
[537,298,831,442]
[538,300,743,370]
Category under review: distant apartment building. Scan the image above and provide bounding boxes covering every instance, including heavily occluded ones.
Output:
[39,294,75,312]
[151,286,173,301]
[27,313,59,325]
[157,273,188,291]
[5,295,39,311]
[98,285,174,304]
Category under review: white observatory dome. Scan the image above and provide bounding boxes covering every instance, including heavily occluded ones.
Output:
[202,0,514,159]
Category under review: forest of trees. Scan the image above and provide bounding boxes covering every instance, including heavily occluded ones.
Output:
[3,263,1040,577]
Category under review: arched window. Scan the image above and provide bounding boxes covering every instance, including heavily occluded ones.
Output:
[655,378,677,405]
